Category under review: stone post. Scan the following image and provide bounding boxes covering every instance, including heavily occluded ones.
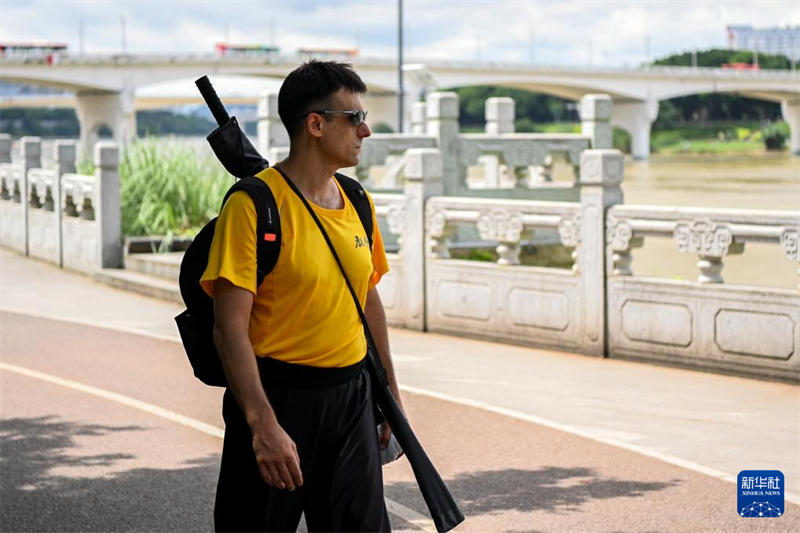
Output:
[403,148,443,331]
[0,134,11,163]
[483,97,515,188]
[54,140,76,267]
[411,102,427,134]
[426,92,460,195]
[580,94,613,150]
[94,142,122,268]
[579,149,625,357]
[257,91,289,156]
[486,97,515,135]
[20,137,42,256]
[0,134,10,200]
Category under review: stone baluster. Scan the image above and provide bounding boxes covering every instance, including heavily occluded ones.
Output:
[20,137,42,255]
[580,94,613,150]
[410,102,427,134]
[477,209,524,265]
[426,205,455,260]
[673,220,744,284]
[54,141,76,267]
[606,216,644,276]
[94,142,122,268]
[0,133,10,199]
[257,91,289,156]
[579,149,624,357]
[403,148,443,330]
[426,92,460,195]
[779,228,800,290]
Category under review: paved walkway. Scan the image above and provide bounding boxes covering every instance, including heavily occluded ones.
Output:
[1,248,799,531]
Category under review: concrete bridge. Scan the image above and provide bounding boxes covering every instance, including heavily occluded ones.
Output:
[1,53,799,158]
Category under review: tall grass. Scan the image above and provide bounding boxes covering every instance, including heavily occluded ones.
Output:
[120,138,232,241]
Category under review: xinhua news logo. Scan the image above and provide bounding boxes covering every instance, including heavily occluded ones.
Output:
[738,470,784,518]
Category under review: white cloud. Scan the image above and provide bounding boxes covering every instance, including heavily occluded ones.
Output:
[0,0,796,65]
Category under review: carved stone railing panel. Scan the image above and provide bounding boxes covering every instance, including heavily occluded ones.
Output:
[356,135,436,185]
[426,196,581,265]
[458,135,590,169]
[606,205,800,382]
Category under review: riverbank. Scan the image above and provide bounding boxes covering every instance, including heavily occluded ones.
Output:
[479,121,792,156]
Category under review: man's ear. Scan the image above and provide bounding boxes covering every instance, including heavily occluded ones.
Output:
[306,113,326,139]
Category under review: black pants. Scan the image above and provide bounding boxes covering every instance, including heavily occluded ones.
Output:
[214,358,390,532]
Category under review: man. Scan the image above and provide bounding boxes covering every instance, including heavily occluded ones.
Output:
[200,60,404,532]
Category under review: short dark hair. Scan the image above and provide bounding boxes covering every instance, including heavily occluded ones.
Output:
[278,60,368,139]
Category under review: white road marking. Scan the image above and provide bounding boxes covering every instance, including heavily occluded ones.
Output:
[4,306,799,508]
[399,384,800,506]
[0,360,437,532]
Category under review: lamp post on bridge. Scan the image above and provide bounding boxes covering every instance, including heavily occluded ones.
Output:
[397,0,404,133]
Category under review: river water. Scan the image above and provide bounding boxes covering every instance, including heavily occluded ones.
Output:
[15,139,800,289]
[617,154,799,290]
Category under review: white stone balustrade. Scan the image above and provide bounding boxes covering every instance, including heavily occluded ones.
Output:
[0,137,121,274]
[0,136,40,254]
[605,204,800,382]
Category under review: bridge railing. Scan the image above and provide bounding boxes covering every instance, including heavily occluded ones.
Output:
[0,135,122,274]
[605,204,800,382]
[256,91,612,200]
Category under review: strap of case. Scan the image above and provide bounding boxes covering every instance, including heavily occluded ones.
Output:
[273,166,388,385]
[334,172,374,250]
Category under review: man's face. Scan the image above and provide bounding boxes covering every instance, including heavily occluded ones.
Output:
[318,88,372,169]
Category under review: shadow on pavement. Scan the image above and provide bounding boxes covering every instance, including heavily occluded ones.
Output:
[0,416,219,532]
[387,465,680,521]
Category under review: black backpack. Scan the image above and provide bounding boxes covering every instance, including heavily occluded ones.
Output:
[174,172,374,387]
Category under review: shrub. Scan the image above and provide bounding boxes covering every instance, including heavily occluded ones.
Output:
[371,122,394,134]
[763,126,787,151]
[119,138,231,241]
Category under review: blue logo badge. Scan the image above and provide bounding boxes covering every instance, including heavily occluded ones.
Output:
[738,470,784,517]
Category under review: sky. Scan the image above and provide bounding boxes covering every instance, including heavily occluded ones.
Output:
[1,0,799,67]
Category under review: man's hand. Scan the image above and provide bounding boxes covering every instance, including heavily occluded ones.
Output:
[251,415,304,490]
[213,278,304,490]
[378,395,406,459]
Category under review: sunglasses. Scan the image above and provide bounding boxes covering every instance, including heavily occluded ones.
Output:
[301,110,369,127]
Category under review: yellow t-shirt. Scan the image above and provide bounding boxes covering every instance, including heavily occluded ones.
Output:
[200,167,389,368]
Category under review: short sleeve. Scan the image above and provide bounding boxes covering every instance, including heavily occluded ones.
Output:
[366,192,390,291]
[200,190,258,298]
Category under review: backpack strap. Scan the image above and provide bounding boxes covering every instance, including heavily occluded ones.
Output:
[222,176,281,285]
[334,172,374,250]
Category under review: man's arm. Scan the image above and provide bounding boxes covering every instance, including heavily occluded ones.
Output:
[213,278,303,491]
[363,286,406,449]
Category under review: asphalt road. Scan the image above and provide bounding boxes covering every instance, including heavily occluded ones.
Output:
[1,310,797,533]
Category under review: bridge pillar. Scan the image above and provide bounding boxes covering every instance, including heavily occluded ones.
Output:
[782,99,800,156]
[611,99,659,160]
[75,88,136,160]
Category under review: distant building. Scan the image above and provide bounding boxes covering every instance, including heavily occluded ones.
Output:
[727,25,800,60]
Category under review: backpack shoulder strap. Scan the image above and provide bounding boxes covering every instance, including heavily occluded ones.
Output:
[334,172,374,250]
[222,177,281,285]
